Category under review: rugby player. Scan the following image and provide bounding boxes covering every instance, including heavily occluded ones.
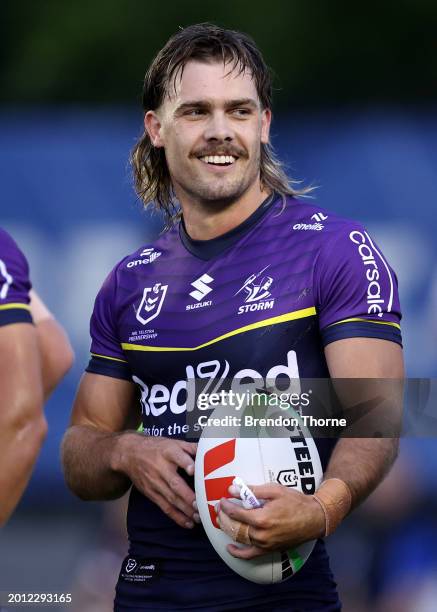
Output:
[61,24,404,610]
[0,228,74,526]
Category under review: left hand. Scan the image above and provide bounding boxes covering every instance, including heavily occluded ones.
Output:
[216,483,325,560]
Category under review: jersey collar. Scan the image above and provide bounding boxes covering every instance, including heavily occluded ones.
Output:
[179,192,280,261]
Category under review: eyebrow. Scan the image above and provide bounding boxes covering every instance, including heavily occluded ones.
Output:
[174,98,259,115]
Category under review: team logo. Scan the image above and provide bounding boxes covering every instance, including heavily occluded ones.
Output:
[126,248,161,268]
[277,469,298,487]
[125,559,137,573]
[0,259,13,300]
[186,274,214,310]
[235,266,275,315]
[136,283,168,326]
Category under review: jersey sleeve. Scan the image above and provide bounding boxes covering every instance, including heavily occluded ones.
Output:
[314,224,402,347]
[0,228,33,327]
[86,266,132,381]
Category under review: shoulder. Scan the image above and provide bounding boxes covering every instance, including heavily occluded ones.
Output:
[283,197,365,240]
[97,227,178,295]
[0,227,28,266]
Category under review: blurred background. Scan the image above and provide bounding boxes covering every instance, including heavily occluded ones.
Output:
[1,1,436,610]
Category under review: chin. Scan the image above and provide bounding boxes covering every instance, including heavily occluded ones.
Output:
[195,181,250,205]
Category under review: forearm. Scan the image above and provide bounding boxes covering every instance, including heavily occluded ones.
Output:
[61,425,138,501]
[0,414,47,526]
[323,436,399,511]
[29,291,74,398]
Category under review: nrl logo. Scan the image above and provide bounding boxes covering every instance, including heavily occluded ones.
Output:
[125,558,137,573]
[136,283,168,326]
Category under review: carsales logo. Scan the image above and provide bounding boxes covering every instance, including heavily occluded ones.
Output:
[349,230,394,317]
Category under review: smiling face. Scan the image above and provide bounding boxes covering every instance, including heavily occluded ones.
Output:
[145,60,271,208]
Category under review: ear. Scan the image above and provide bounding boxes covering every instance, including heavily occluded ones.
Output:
[260,108,272,144]
[144,111,164,147]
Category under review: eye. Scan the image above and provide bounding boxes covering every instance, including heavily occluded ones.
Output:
[231,108,252,117]
[184,108,206,117]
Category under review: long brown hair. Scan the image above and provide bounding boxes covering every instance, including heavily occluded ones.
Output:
[131,23,311,224]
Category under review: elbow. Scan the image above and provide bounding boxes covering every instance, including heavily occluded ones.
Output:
[17,411,48,451]
[57,342,75,380]
[52,338,75,382]
[6,407,48,468]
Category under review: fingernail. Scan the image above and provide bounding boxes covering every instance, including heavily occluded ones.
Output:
[193,500,198,511]
[193,513,200,523]
[215,502,220,513]
[185,521,194,528]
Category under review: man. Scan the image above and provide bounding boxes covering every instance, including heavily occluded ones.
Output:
[61,23,404,610]
[0,228,74,526]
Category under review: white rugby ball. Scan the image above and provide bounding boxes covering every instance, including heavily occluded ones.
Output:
[194,403,323,584]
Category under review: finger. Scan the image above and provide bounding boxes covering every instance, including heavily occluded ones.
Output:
[167,446,196,475]
[219,497,262,526]
[150,473,195,519]
[148,489,195,529]
[193,512,201,524]
[248,483,284,499]
[226,543,266,559]
[165,470,196,502]
[228,484,240,497]
[216,512,241,541]
[179,440,198,456]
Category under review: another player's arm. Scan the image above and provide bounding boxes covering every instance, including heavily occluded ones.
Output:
[61,372,198,528]
[29,290,74,398]
[0,324,47,526]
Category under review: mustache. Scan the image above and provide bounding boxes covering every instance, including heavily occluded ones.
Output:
[192,146,247,158]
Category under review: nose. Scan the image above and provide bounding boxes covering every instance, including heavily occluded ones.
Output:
[203,110,234,143]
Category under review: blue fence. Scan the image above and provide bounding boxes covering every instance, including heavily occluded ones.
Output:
[1,108,436,498]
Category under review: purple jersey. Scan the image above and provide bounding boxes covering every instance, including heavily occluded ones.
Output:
[87,195,401,610]
[0,228,32,327]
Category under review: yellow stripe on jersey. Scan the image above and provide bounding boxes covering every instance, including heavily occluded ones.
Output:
[91,352,129,363]
[121,306,317,353]
[0,303,31,312]
[327,317,401,330]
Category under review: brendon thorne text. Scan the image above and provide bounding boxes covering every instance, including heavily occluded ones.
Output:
[196,414,346,428]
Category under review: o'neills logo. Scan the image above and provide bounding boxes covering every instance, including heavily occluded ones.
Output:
[293,222,324,231]
[349,230,394,317]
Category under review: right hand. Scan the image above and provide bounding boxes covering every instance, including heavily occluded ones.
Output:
[118,433,198,529]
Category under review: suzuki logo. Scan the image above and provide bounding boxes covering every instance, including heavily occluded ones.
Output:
[190,274,214,302]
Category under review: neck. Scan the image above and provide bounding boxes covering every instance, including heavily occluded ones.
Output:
[178,181,271,241]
